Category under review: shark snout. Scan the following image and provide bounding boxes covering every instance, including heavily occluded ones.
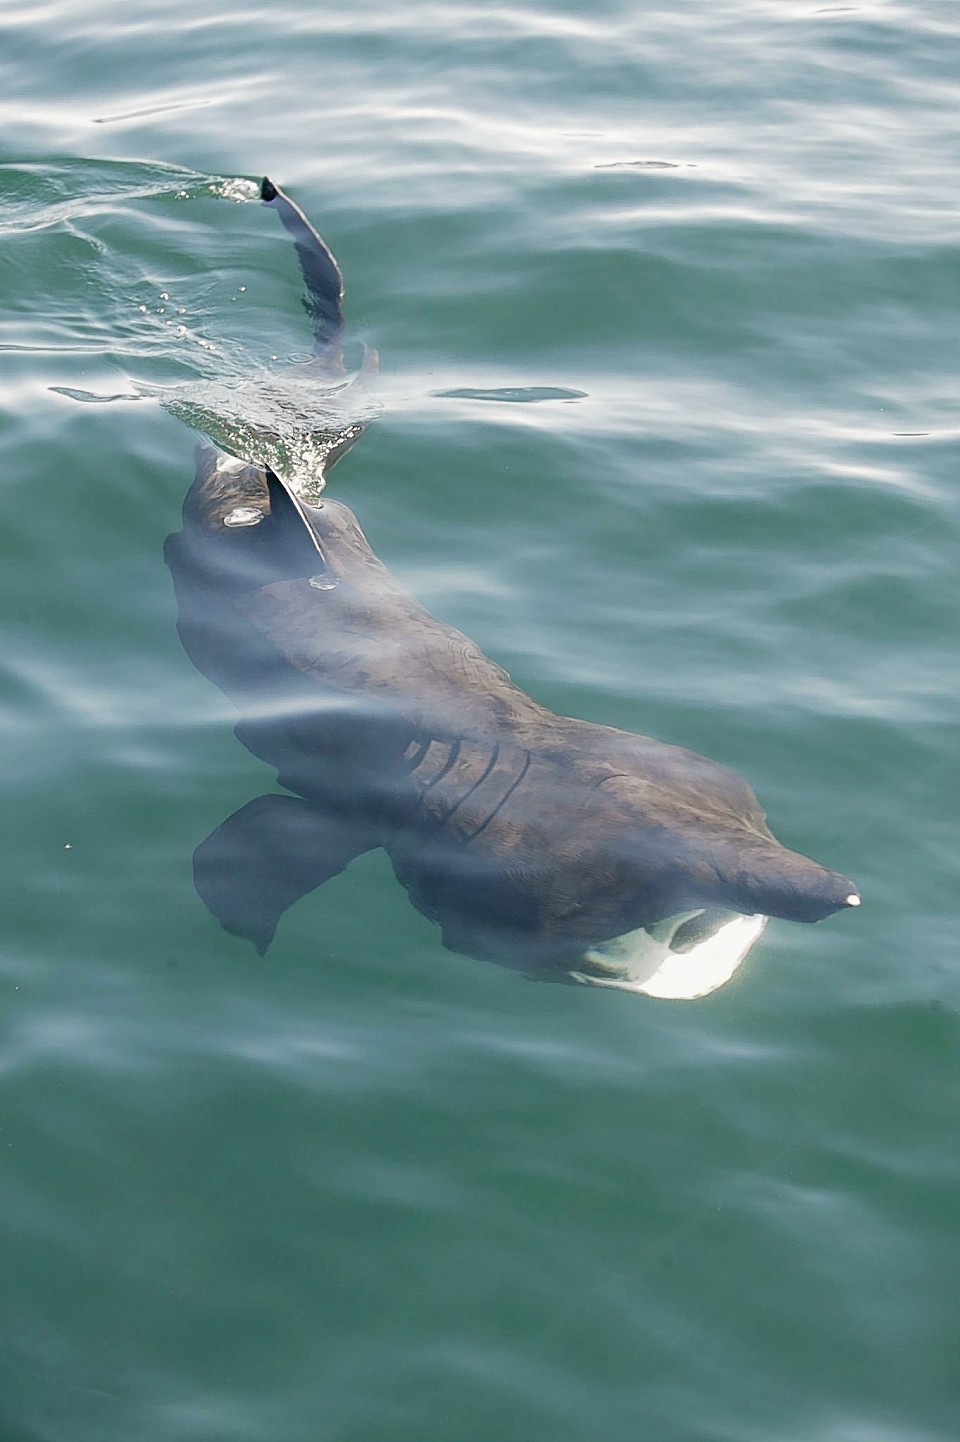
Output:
[728,847,859,924]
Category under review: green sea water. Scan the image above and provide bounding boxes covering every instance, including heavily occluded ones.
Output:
[1,2,958,1438]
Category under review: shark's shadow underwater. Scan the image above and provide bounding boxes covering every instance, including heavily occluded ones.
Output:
[165,178,859,999]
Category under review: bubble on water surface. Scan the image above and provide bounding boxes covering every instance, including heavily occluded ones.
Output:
[223,506,265,528]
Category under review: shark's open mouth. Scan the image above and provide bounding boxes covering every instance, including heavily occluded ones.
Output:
[569,908,767,999]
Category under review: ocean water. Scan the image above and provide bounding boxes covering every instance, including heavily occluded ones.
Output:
[1,2,958,1438]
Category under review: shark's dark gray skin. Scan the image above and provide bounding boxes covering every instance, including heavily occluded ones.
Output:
[164,179,859,991]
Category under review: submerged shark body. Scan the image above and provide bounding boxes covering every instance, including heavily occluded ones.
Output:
[165,179,858,997]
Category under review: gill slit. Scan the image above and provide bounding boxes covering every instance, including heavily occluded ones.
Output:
[460,748,531,846]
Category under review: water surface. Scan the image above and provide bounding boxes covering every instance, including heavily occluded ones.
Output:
[1,2,958,1439]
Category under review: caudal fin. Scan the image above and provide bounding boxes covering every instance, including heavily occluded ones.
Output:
[261,176,345,356]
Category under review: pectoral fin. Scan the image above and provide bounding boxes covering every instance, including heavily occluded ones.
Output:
[193,794,380,954]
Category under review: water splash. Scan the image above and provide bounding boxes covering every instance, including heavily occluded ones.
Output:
[209,178,261,204]
[162,362,380,504]
[46,171,381,501]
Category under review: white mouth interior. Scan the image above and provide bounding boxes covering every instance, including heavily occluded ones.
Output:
[570,909,767,1000]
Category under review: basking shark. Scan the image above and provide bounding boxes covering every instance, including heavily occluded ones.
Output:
[165,178,859,998]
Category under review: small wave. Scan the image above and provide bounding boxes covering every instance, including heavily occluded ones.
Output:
[433,386,587,403]
[49,386,144,404]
